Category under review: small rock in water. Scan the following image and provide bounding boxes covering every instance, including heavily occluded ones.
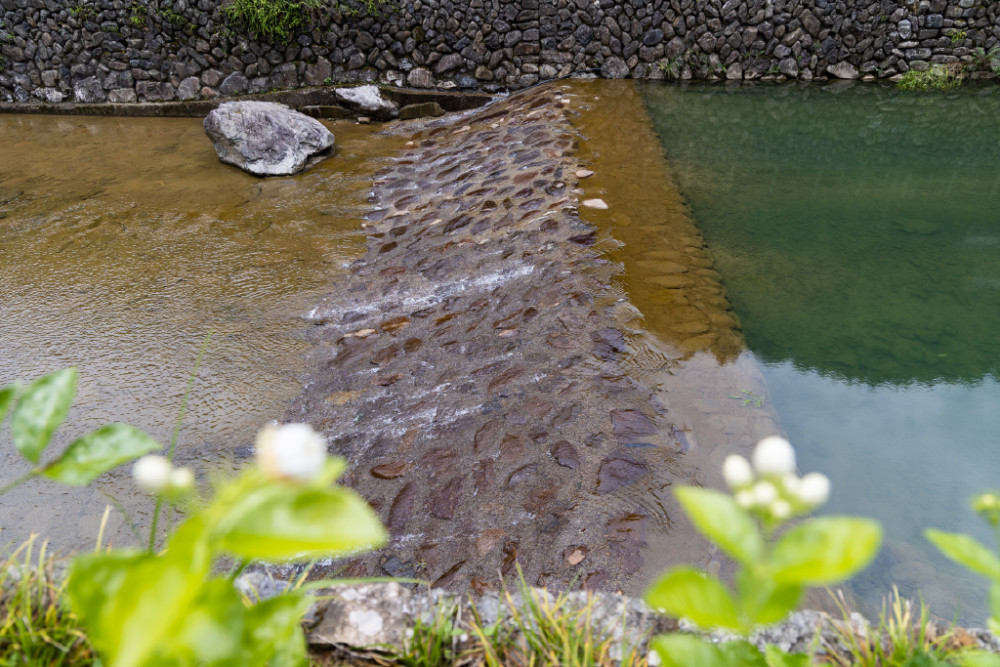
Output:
[203,101,335,176]
[575,169,595,179]
[582,198,608,209]
[334,85,398,118]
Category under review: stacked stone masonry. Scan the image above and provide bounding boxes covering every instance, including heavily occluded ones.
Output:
[1,0,998,104]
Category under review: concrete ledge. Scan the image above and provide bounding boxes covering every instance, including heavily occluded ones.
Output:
[0,85,494,119]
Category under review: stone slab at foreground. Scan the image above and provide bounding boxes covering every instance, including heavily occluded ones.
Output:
[203,101,335,176]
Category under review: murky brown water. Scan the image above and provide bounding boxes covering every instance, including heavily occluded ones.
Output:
[0,113,401,551]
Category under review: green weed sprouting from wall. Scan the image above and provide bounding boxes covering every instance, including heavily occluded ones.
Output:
[221,0,390,43]
[897,64,964,90]
[221,0,324,43]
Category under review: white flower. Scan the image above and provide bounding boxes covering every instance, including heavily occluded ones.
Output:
[753,436,796,475]
[771,499,791,520]
[722,455,754,489]
[133,455,172,494]
[752,480,777,506]
[798,473,831,506]
[168,467,195,493]
[256,423,327,481]
[735,489,754,509]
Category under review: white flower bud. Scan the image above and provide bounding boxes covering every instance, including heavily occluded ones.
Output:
[798,473,831,506]
[722,455,754,490]
[753,437,796,476]
[771,499,791,520]
[735,490,754,509]
[752,480,777,506]
[133,455,173,494]
[256,423,327,481]
[168,467,195,493]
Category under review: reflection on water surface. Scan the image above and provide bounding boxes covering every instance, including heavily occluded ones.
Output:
[641,81,1000,623]
[0,113,398,551]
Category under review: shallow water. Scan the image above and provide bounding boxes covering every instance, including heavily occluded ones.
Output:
[641,81,1000,623]
[0,113,399,551]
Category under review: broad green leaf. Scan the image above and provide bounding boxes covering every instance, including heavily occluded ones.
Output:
[10,367,77,463]
[243,594,312,667]
[644,566,742,630]
[771,517,881,585]
[720,641,768,667]
[169,580,247,664]
[43,424,162,486]
[737,569,803,626]
[926,529,1000,580]
[0,383,18,427]
[218,485,387,561]
[675,486,763,566]
[959,652,1000,667]
[765,645,812,667]
[651,634,730,667]
[68,547,208,667]
[990,581,1000,624]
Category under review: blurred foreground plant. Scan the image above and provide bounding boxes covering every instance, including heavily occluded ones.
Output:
[2,368,387,666]
[926,492,1000,665]
[68,423,386,667]
[644,436,883,667]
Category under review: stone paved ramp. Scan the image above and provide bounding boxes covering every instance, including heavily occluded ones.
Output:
[290,84,706,595]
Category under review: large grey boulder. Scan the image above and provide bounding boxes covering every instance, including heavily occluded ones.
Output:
[203,101,335,176]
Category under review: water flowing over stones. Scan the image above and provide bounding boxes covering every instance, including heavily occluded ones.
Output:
[203,101,335,176]
[290,85,708,595]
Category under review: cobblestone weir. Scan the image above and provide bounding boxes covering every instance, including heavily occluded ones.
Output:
[2,0,999,105]
[289,85,711,594]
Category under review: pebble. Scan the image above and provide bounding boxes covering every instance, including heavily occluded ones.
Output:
[582,198,608,209]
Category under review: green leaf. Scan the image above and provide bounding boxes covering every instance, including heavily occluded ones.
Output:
[739,572,803,626]
[0,383,18,427]
[720,641,768,667]
[765,645,812,667]
[43,424,162,486]
[989,581,1000,624]
[218,484,387,561]
[958,652,1000,667]
[169,580,247,664]
[68,546,209,667]
[644,566,742,630]
[771,517,882,585]
[10,367,77,463]
[243,594,312,667]
[925,529,1000,580]
[675,486,764,566]
[650,634,731,667]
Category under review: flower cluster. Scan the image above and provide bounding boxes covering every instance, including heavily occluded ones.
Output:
[133,455,195,499]
[972,492,1000,527]
[723,436,830,524]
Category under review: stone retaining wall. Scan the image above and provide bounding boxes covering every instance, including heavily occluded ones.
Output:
[1,0,998,104]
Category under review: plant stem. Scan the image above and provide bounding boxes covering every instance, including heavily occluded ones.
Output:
[0,469,38,497]
[148,331,213,552]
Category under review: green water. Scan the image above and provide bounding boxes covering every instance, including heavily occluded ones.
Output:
[641,81,1000,623]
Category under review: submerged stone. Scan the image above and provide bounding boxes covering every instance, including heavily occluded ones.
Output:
[203,102,335,177]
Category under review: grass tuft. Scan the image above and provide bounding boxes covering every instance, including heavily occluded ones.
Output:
[0,536,95,666]
[822,586,973,667]
[896,64,965,90]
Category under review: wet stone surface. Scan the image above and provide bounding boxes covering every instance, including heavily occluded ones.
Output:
[289,84,705,595]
